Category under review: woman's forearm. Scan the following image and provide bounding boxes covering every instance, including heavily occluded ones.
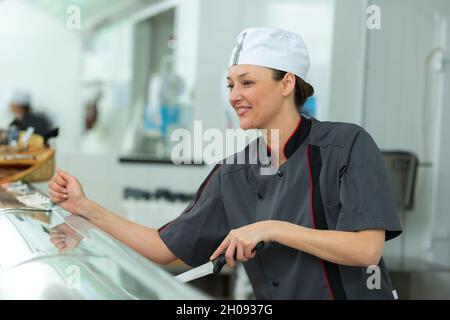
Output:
[77,198,177,265]
[270,221,385,267]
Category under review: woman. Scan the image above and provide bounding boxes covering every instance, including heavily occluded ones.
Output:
[49,27,402,299]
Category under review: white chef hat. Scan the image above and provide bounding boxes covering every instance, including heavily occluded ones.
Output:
[229,27,310,79]
[10,90,31,106]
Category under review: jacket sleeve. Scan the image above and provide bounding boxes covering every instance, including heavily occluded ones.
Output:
[158,164,229,267]
[335,129,402,241]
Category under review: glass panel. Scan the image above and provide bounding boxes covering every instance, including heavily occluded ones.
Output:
[0,205,209,299]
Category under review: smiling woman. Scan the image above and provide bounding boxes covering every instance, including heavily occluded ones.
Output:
[48,27,402,300]
[161,28,401,299]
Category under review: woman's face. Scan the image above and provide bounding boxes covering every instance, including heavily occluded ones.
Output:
[227,65,284,130]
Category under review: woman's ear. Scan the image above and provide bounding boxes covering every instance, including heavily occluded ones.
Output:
[281,72,296,97]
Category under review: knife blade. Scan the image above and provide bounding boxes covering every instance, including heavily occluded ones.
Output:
[175,241,264,283]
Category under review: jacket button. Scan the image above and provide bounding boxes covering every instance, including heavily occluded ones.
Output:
[272,281,279,287]
[257,193,263,200]
[277,171,283,177]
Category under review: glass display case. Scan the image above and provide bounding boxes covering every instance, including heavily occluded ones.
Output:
[0,183,209,300]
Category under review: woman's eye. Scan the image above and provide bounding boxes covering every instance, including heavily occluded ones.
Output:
[227,84,234,90]
[242,81,253,86]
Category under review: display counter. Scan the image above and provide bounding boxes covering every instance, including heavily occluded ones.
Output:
[0,182,208,300]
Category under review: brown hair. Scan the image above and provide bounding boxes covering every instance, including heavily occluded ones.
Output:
[271,69,314,111]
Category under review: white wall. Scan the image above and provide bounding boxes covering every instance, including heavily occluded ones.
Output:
[328,0,367,124]
[174,0,199,107]
[0,0,83,150]
[79,21,133,154]
[263,0,335,120]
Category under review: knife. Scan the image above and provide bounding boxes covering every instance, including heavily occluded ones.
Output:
[175,241,265,283]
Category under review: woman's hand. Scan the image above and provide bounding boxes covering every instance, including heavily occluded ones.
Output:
[49,220,84,253]
[48,168,88,216]
[210,220,276,267]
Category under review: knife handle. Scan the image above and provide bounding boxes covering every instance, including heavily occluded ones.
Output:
[212,241,265,274]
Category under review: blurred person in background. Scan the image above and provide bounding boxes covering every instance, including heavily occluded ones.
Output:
[9,90,52,137]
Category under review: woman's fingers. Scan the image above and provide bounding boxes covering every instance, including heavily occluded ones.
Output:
[49,227,62,235]
[211,225,263,265]
[49,190,65,200]
[51,238,66,248]
[51,238,65,245]
[50,234,66,240]
[236,242,248,262]
[49,228,69,251]
[49,190,68,201]
[50,224,69,236]
[210,236,231,260]
[243,241,255,259]
[57,243,67,252]
[53,173,67,187]
[56,169,72,183]
[225,237,238,267]
[49,182,67,194]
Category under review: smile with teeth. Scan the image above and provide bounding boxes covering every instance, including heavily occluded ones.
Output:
[236,106,252,116]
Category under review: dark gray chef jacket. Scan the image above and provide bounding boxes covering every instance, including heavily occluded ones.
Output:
[159,116,402,300]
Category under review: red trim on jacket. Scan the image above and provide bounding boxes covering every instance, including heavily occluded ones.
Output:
[306,144,335,300]
[282,116,302,160]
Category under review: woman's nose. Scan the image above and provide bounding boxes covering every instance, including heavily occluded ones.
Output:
[229,86,242,104]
